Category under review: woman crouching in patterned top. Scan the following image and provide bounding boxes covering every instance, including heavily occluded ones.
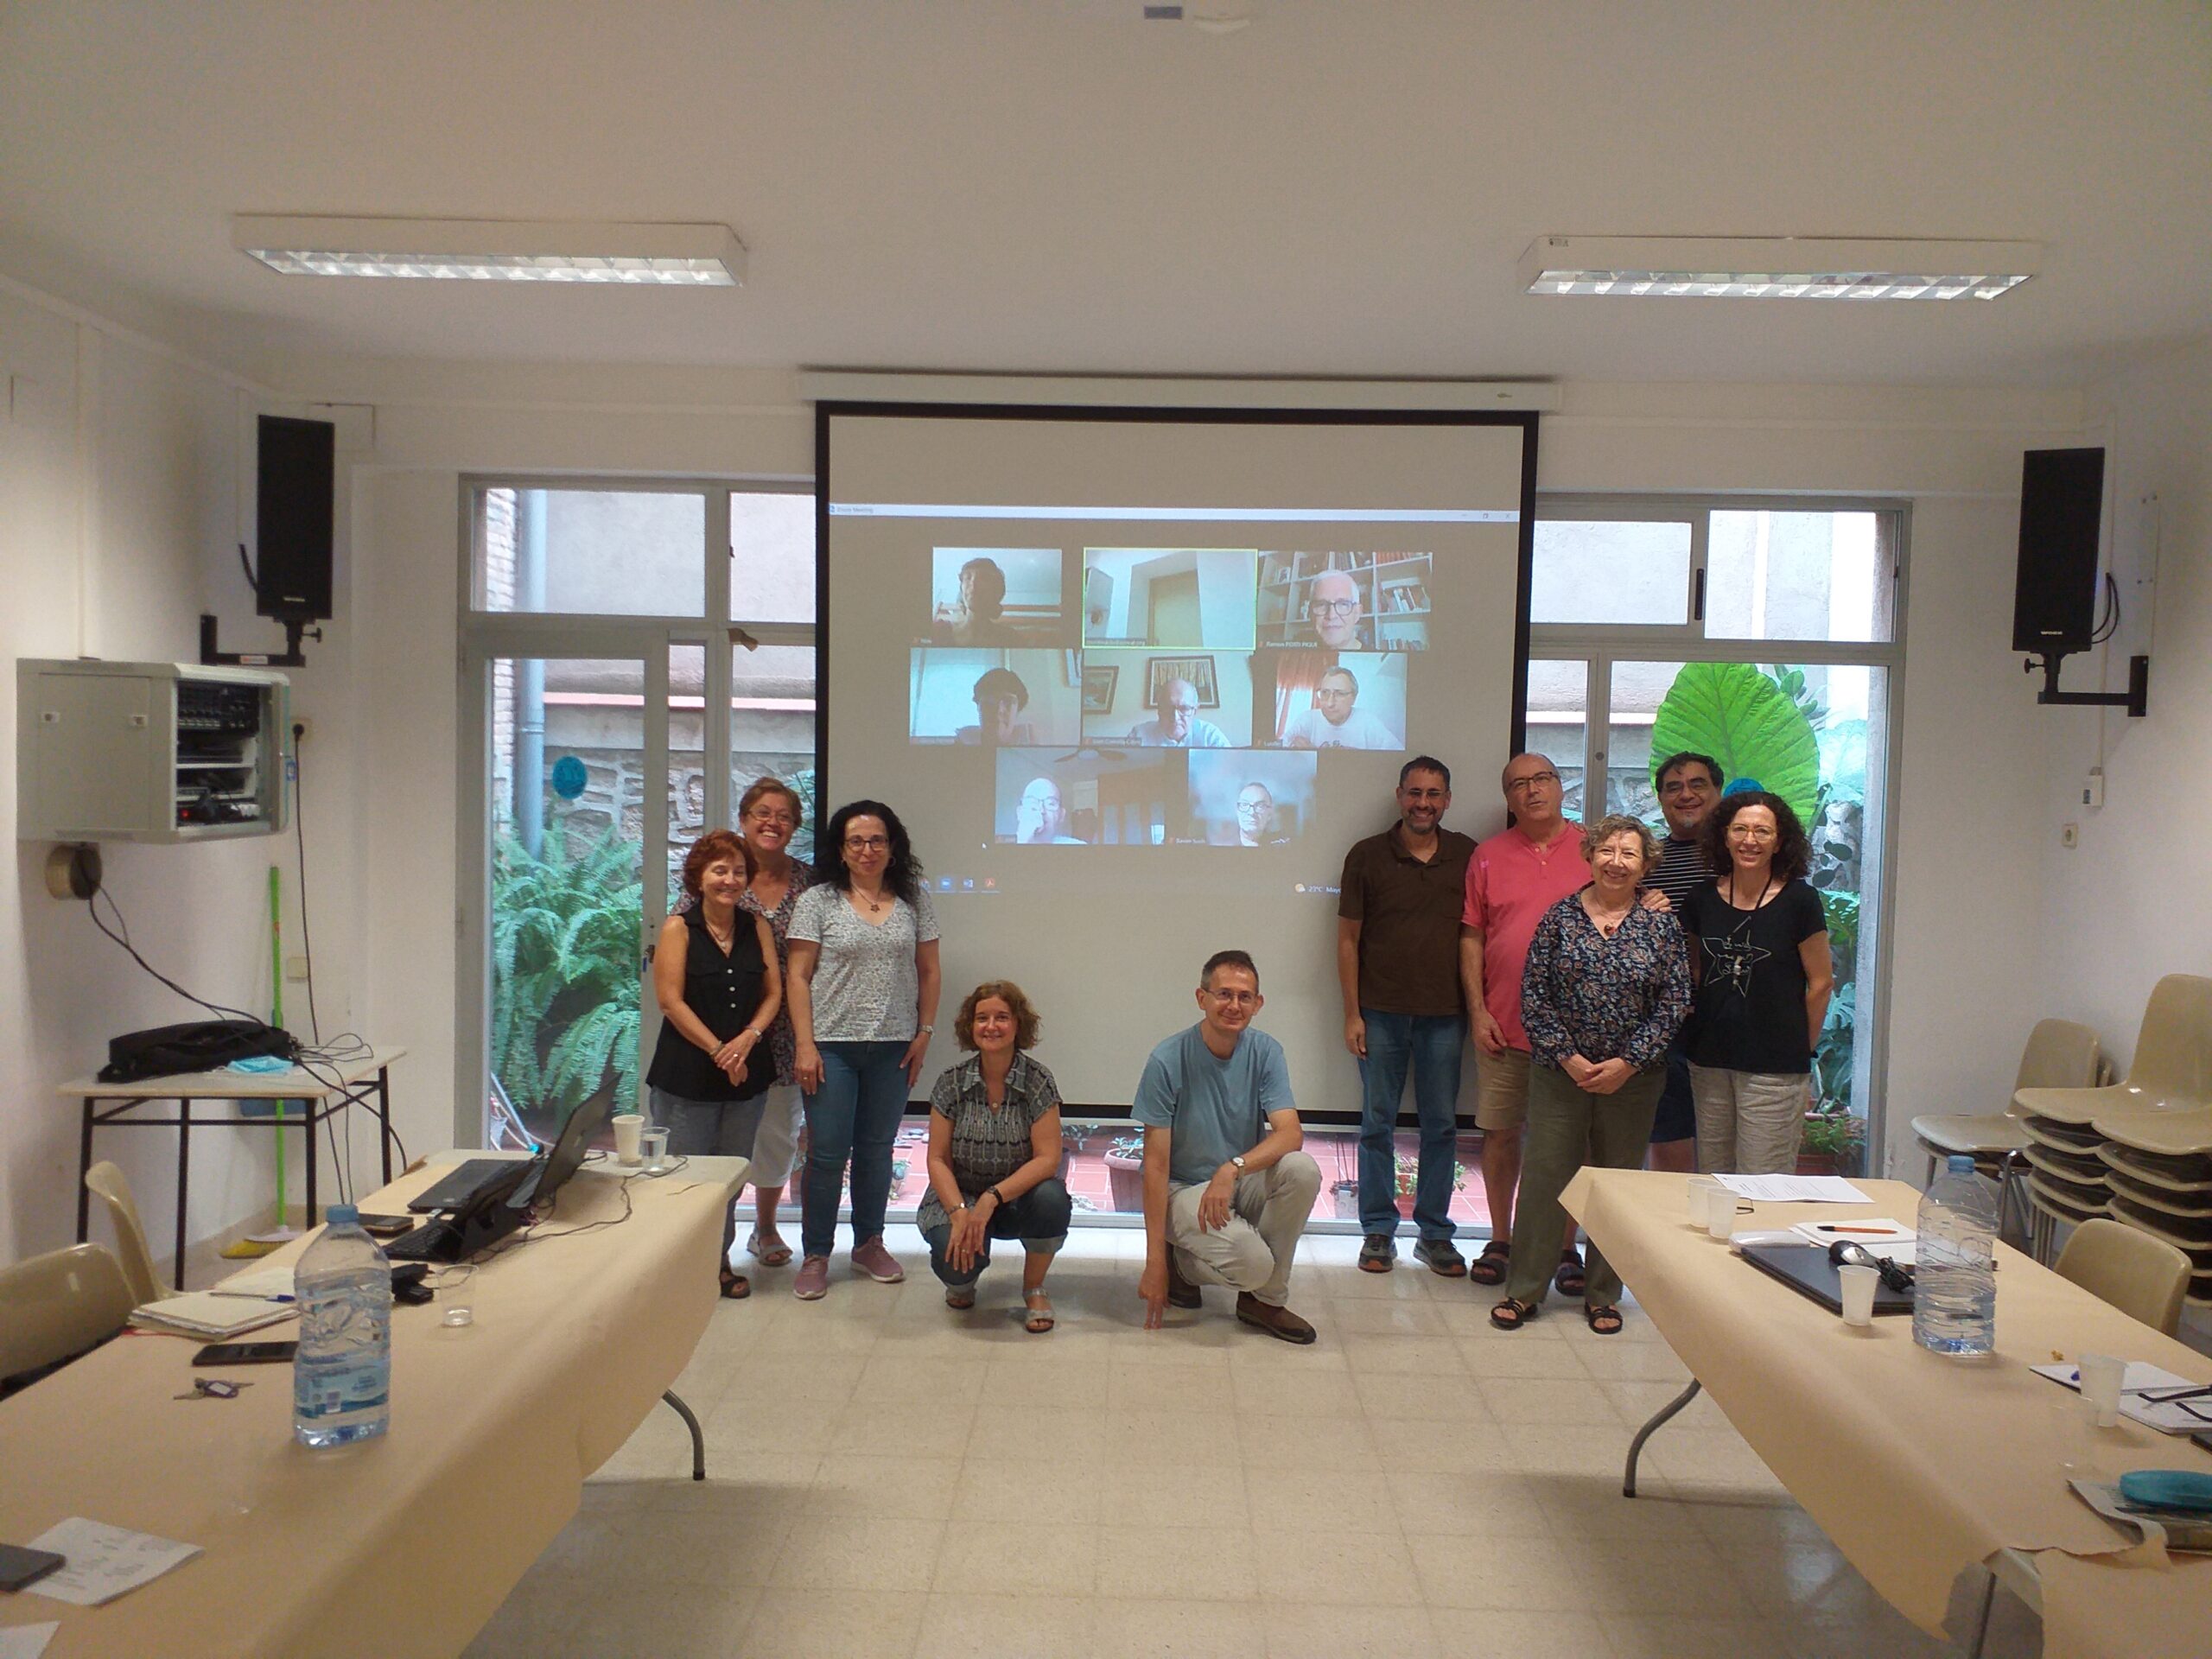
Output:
[1491,814,1690,1337]
[918,982,1071,1333]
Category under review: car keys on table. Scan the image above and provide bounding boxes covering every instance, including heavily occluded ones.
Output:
[175,1377,251,1401]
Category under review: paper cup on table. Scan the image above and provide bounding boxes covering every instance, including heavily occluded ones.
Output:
[1687,1176,1724,1229]
[1707,1199,1749,1242]
[613,1113,645,1166]
[1837,1262,1879,1326]
[2078,1353,2126,1428]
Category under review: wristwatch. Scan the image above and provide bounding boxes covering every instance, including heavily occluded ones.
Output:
[919,1023,936,1035]
[1230,1155,1248,1173]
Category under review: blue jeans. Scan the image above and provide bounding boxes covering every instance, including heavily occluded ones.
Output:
[923,1179,1073,1287]
[800,1040,910,1261]
[1357,1011,1466,1239]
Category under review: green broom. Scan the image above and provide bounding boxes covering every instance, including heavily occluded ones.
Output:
[221,866,299,1255]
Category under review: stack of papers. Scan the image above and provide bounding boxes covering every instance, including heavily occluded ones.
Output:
[2031,1360,2212,1434]
[1789,1217,1917,1266]
[20,1519,200,1607]
[1716,1174,1872,1204]
[127,1291,295,1339]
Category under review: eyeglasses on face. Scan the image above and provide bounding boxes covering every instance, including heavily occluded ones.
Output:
[1505,771,1560,792]
[843,835,891,852]
[1205,988,1260,1007]
[1727,825,1777,842]
[746,809,798,827]
[1659,778,1713,798]
[1306,599,1360,619]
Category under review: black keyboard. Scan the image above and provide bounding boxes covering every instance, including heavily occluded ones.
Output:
[383,1219,462,1262]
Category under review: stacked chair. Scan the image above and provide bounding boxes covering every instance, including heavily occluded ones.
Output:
[2013,975,2212,1269]
[1911,1018,2101,1247]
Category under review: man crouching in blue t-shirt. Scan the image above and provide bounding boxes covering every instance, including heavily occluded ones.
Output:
[1133,950,1323,1344]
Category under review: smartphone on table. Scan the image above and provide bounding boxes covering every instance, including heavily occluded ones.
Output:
[0,1542,66,1592]
[192,1340,298,1367]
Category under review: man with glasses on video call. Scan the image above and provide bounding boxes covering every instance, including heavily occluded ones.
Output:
[1305,569,1371,651]
[1123,676,1230,748]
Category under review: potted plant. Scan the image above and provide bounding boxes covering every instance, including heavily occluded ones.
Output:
[1332,1179,1362,1221]
[1105,1134,1147,1212]
[1798,1108,1865,1178]
[1395,1156,1468,1217]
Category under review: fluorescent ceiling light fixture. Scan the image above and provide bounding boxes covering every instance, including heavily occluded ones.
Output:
[1519,236,2039,300]
[232,216,745,285]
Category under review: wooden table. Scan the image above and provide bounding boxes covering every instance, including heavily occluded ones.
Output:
[0,1148,747,1658]
[1564,1167,2212,1659]
[60,1047,404,1285]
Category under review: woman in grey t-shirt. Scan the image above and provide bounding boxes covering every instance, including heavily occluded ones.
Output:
[785,799,943,1300]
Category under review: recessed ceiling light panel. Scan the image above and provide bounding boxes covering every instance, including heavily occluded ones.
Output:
[232,217,746,286]
[1519,236,2039,300]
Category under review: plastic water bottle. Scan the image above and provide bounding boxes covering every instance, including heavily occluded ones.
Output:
[1913,1154,1999,1357]
[293,1205,392,1446]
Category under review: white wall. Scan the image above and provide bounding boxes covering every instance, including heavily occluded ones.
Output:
[2035,345,2212,1066]
[0,287,342,1268]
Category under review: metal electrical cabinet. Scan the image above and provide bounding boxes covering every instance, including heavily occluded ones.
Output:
[16,659,291,842]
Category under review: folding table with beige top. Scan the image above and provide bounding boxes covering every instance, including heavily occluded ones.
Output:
[0,1147,747,1659]
[1563,1166,2212,1659]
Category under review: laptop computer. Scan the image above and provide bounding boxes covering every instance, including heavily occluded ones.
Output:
[408,1096,614,1214]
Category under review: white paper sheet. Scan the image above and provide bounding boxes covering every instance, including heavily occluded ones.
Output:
[1716,1174,1872,1204]
[0,1624,58,1659]
[23,1519,200,1608]
[2030,1361,2212,1435]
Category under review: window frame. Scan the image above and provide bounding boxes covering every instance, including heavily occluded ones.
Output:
[1529,492,1910,1170]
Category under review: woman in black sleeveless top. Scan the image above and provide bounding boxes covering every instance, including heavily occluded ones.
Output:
[647,830,782,1297]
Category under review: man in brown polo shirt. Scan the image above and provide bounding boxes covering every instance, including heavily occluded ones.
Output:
[1337,756,1477,1274]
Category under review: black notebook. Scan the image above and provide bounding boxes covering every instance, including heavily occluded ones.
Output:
[1737,1243,1915,1316]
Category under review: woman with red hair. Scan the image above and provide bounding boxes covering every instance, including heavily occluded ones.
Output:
[646,829,783,1297]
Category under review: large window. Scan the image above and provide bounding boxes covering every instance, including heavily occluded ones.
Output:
[1529,499,1904,1174]
[459,483,817,1148]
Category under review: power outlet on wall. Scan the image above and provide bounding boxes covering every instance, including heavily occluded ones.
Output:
[2060,823,2080,849]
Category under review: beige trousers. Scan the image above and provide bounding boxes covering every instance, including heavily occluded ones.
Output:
[1166,1150,1322,1307]
[1688,1064,1807,1176]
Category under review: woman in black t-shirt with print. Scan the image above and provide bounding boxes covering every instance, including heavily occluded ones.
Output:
[1677,791,1834,1177]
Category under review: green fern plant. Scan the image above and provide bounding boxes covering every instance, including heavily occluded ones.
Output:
[491,823,644,1128]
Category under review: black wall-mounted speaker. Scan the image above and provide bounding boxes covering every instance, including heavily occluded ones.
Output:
[256,415,334,622]
[2011,447,2105,654]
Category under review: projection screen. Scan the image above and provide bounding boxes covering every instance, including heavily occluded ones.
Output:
[819,404,1537,1115]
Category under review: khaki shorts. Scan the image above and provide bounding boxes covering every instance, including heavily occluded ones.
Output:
[1475,1046,1532,1133]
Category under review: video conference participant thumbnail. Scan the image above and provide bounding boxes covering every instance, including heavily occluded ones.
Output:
[1257,651,1406,751]
[1188,751,1317,848]
[909,650,1081,747]
[991,748,1191,847]
[1255,550,1433,652]
[1079,649,1254,749]
[925,548,1074,646]
[1082,549,1259,650]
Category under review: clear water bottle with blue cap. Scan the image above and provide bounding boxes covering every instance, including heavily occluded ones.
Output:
[292,1205,392,1446]
[1912,1154,1999,1356]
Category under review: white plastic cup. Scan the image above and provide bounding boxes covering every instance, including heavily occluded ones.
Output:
[641,1126,671,1172]
[1707,1198,1748,1242]
[1837,1262,1879,1326]
[613,1113,644,1166]
[2078,1352,2126,1428]
[1688,1176,1724,1230]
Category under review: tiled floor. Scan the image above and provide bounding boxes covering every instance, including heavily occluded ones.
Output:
[464,1226,2030,1659]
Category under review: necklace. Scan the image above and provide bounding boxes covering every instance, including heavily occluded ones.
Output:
[853,885,889,916]
[1586,894,1635,938]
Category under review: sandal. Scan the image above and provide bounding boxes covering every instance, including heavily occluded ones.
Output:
[1554,1249,1586,1297]
[944,1286,976,1311]
[1023,1289,1055,1334]
[1489,1295,1539,1332]
[1584,1303,1623,1336]
[747,1229,793,1268]
[1468,1240,1511,1287]
[718,1266,752,1300]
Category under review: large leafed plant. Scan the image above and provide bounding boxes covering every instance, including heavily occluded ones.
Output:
[1648,661,1821,827]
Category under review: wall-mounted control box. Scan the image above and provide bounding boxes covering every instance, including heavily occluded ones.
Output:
[16,659,290,842]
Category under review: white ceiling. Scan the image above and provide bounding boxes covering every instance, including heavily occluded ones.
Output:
[3,1,2208,388]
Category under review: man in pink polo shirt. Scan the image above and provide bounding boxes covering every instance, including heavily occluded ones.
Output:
[1459,752,1591,1290]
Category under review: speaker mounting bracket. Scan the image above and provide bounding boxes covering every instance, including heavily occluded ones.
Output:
[2025,652,2149,718]
[200,613,320,670]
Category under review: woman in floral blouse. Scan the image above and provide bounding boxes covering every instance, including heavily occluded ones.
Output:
[918,981,1071,1332]
[1491,814,1689,1335]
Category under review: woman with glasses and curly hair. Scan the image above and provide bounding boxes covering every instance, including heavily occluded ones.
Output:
[918,981,1071,1332]
[1678,790,1834,1176]
[785,799,942,1300]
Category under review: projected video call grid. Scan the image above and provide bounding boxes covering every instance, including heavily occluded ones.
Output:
[912,543,1433,849]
